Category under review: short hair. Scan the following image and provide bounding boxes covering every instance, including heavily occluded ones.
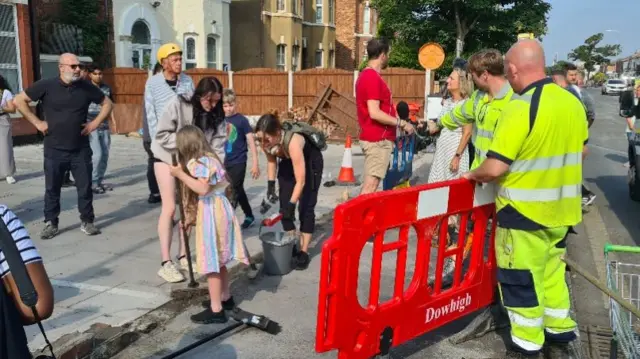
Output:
[467,49,504,76]
[551,68,566,77]
[223,88,236,104]
[366,38,390,60]
[87,64,101,73]
[564,62,578,71]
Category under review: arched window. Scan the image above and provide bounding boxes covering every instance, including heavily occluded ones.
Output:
[184,36,197,69]
[131,20,152,69]
[207,36,217,69]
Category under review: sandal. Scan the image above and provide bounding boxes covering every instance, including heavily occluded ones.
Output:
[92,186,106,194]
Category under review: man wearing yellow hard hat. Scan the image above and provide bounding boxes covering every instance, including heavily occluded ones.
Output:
[144,42,195,283]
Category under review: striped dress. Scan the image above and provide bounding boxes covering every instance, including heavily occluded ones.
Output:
[428,98,470,183]
[187,156,249,274]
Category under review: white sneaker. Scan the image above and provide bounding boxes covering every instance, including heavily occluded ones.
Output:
[6,176,16,184]
[178,256,190,270]
[158,261,185,283]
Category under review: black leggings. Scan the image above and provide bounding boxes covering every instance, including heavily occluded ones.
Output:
[278,146,324,234]
[143,141,160,196]
[226,162,254,218]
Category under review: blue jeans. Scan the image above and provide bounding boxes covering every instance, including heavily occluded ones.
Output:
[89,128,111,186]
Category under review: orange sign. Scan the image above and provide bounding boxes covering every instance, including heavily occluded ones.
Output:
[418,42,445,70]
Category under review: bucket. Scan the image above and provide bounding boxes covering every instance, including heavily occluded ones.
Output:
[259,227,295,276]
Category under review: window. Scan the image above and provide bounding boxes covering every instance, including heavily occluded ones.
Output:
[131,20,152,69]
[328,50,334,68]
[276,44,286,71]
[292,45,300,72]
[293,0,299,15]
[184,36,197,69]
[315,0,322,23]
[277,0,285,11]
[207,36,217,69]
[328,0,334,24]
[314,49,323,67]
[363,5,371,34]
[301,0,305,18]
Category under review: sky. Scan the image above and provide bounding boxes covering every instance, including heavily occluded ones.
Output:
[541,0,640,65]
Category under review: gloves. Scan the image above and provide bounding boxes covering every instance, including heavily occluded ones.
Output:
[267,180,279,203]
[280,201,296,221]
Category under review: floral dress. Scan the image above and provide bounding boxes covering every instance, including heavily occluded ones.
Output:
[187,155,249,274]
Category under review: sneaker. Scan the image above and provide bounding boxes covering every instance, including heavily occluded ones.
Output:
[241,216,255,229]
[177,255,190,270]
[295,251,310,270]
[157,261,185,283]
[148,194,161,204]
[201,296,236,310]
[80,222,101,236]
[5,176,16,184]
[190,308,228,324]
[40,222,59,240]
[100,184,113,192]
[582,193,596,207]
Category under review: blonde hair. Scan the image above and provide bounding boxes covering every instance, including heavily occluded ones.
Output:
[222,88,236,104]
[454,67,474,99]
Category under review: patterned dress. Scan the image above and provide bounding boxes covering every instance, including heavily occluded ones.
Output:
[428,98,470,183]
[187,155,249,274]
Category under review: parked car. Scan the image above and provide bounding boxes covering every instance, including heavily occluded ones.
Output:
[602,79,628,95]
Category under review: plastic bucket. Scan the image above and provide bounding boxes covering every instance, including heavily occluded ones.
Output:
[260,230,295,276]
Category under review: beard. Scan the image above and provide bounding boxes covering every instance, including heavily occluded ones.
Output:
[62,72,81,83]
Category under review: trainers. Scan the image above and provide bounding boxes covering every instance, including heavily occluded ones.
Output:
[201,296,236,310]
[80,222,101,236]
[295,251,310,270]
[190,308,228,324]
[158,261,185,283]
[241,216,255,229]
[40,222,59,240]
[5,176,16,184]
[177,255,190,270]
[582,193,596,207]
[148,194,161,204]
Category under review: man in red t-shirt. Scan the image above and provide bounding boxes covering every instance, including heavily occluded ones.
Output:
[356,38,414,194]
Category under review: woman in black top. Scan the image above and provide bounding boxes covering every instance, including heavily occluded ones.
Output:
[255,112,323,270]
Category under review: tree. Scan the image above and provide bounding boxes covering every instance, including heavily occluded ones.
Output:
[58,0,110,66]
[373,0,551,77]
[568,33,621,79]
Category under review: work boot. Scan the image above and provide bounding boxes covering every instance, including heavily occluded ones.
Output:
[81,222,101,236]
[40,222,59,240]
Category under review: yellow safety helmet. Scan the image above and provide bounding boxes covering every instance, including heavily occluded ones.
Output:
[157,43,182,63]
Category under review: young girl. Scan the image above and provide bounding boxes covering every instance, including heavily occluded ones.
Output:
[169,125,249,324]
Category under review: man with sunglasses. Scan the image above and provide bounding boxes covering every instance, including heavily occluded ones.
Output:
[14,53,113,240]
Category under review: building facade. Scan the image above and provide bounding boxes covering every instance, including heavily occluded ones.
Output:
[112,0,231,70]
[230,0,336,71]
[335,0,377,70]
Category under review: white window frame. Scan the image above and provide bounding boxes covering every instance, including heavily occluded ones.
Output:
[207,35,217,69]
[292,45,300,72]
[363,5,371,34]
[314,49,323,68]
[301,0,305,18]
[315,0,323,23]
[277,0,285,11]
[0,4,22,92]
[293,0,299,15]
[184,35,197,69]
[276,44,286,71]
[329,0,334,25]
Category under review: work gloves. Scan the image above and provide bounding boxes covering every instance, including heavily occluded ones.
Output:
[267,180,279,203]
[280,201,296,222]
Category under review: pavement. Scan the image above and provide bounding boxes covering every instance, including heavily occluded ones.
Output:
[0,133,392,353]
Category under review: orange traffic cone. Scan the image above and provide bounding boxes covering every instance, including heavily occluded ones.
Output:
[336,135,360,185]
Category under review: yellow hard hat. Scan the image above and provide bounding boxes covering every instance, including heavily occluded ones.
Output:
[157,43,182,63]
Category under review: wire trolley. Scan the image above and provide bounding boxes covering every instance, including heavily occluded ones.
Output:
[606,244,640,359]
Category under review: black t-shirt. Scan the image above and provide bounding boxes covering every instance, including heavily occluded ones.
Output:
[166,79,177,91]
[26,77,106,150]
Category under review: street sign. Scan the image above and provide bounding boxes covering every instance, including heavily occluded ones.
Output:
[418,42,446,70]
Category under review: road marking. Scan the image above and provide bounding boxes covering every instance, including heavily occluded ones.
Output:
[581,204,612,310]
[50,279,163,300]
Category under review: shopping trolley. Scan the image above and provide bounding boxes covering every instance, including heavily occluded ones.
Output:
[605,244,640,359]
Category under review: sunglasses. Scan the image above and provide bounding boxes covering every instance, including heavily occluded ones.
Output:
[61,64,83,70]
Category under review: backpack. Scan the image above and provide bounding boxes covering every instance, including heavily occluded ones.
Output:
[282,121,327,154]
[621,90,635,118]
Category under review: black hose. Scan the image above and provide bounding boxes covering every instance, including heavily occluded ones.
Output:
[159,321,245,359]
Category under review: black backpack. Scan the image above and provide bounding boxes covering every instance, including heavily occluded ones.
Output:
[0,217,55,359]
[620,90,635,118]
[282,121,327,154]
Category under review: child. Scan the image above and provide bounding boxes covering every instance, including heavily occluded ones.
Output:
[169,125,249,324]
[222,89,260,228]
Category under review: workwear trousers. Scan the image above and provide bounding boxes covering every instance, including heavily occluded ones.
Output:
[495,226,577,354]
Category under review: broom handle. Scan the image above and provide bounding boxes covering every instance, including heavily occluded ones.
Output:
[172,155,198,286]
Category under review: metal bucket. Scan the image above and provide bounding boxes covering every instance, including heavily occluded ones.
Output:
[259,229,295,276]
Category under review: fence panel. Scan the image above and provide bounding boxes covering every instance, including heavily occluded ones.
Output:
[233,68,288,115]
[293,68,354,108]
[103,68,148,105]
[382,67,428,106]
[184,68,230,88]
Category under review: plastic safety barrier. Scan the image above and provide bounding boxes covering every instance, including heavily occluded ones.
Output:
[382,134,416,190]
[316,179,497,359]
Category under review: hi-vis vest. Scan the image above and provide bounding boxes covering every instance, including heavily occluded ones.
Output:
[438,83,514,169]
[487,78,588,229]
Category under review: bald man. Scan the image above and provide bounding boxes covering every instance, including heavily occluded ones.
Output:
[464,40,586,357]
[14,53,113,239]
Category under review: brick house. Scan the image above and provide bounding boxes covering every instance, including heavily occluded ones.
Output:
[334,0,377,70]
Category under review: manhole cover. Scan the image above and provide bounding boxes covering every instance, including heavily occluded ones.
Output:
[580,325,622,359]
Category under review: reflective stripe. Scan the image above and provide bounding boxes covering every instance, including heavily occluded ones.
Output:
[461,103,472,119]
[512,336,543,351]
[472,92,484,114]
[544,307,570,319]
[476,128,494,140]
[508,310,543,328]
[545,328,576,335]
[476,148,486,159]
[510,153,582,173]
[498,184,581,202]
[448,110,465,127]
[511,93,533,103]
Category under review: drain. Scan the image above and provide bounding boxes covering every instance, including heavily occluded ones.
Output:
[580,325,622,359]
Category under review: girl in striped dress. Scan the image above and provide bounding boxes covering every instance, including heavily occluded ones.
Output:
[169,125,249,324]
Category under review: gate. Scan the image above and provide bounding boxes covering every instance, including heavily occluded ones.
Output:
[316,179,498,359]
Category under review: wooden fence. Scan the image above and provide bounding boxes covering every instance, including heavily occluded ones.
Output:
[102,67,438,134]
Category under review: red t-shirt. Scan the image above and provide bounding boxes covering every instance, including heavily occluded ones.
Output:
[355,68,397,142]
